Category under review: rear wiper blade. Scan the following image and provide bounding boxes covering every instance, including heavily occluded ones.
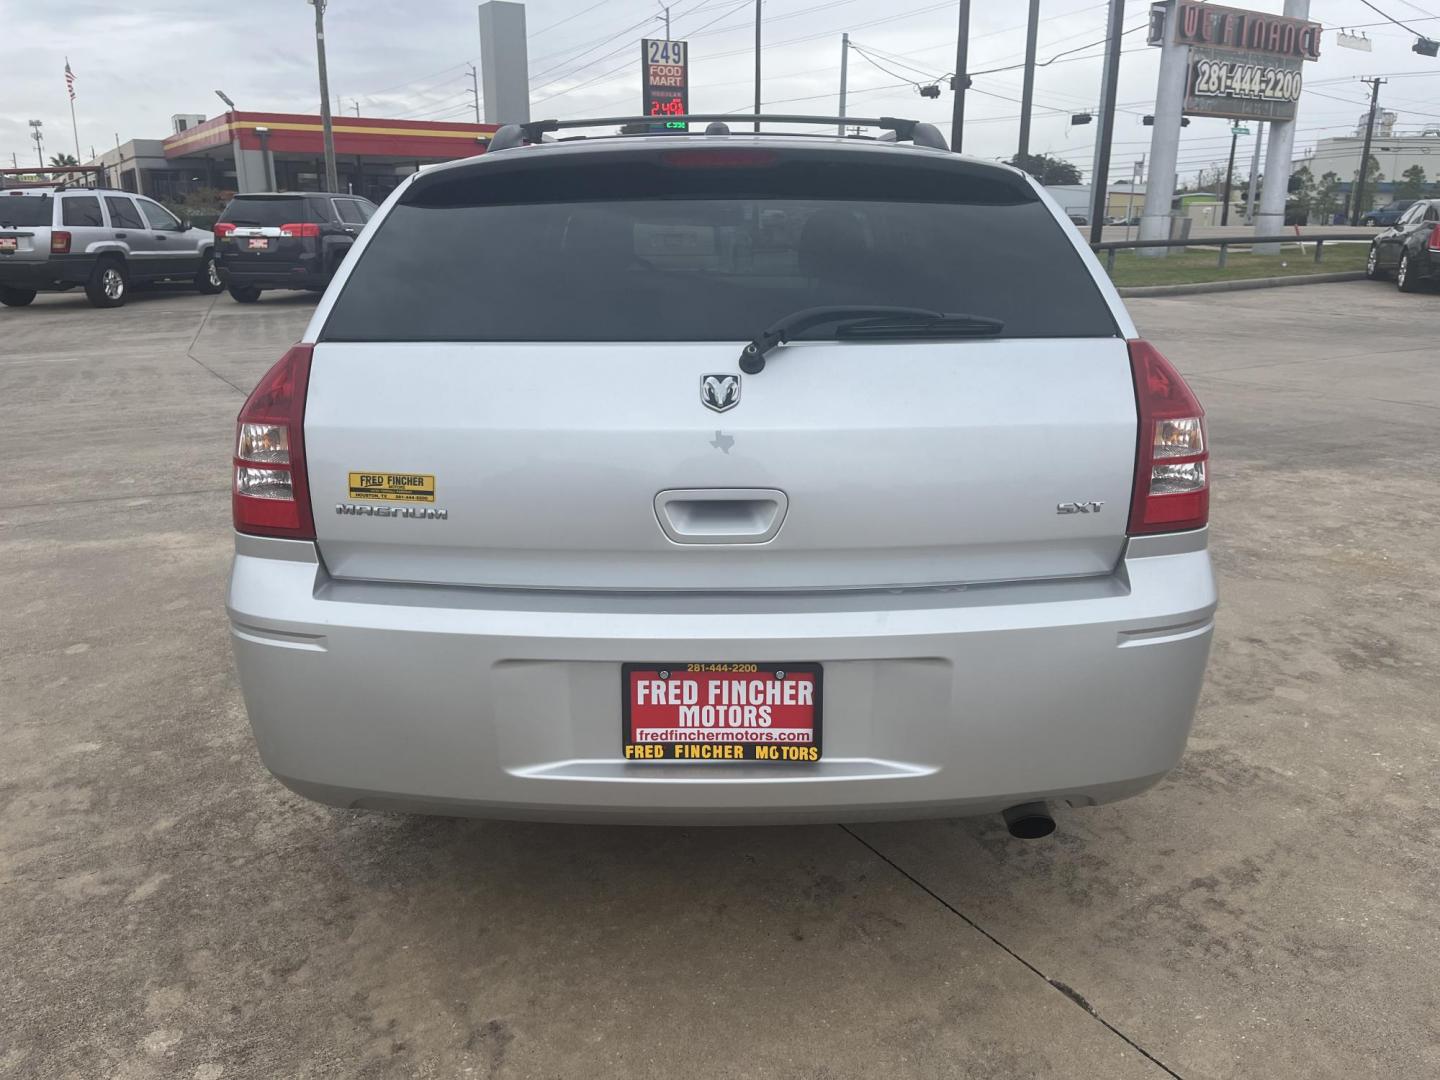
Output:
[739,306,1003,373]
[833,313,1004,341]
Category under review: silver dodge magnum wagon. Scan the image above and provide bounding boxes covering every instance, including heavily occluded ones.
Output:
[227,115,1215,835]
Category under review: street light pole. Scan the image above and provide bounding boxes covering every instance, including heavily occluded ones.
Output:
[309,0,339,193]
[753,0,762,132]
[950,0,971,152]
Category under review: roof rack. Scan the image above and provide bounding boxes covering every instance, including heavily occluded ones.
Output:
[486,114,948,153]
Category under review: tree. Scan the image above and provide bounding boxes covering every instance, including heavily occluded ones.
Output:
[1397,163,1428,199]
[1007,152,1081,186]
[1287,166,1316,222]
[1352,154,1384,212]
[1311,171,1343,223]
[47,153,79,167]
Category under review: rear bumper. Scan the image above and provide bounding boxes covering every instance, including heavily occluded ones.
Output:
[0,255,95,289]
[227,531,1216,824]
[218,253,326,290]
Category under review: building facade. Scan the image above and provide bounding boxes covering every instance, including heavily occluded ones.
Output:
[84,111,499,202]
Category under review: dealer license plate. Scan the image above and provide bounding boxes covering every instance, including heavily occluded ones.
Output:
[0,237,17,252]
[247,238,269,251]
[622,663,822,763]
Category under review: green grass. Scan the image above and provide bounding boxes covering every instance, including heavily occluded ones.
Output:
[1102,242,1369,287]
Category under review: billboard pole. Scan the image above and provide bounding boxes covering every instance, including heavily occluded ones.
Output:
[1245,121,1265,222]
[1255,0,1310,251]
[1139,2,1188,257]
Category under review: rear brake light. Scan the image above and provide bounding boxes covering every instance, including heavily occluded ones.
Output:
[213,222,236,238]
[233,344,315,540]
[51,230,71,254]
[278,222,321,237]
[1127,340,1208,535]
[1428,224,1440,251]
[659,148,778,168]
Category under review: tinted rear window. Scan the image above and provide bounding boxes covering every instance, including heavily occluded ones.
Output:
[0,195,53,227]
[322,152,1117,342]
[63,196,104,227]
[220,196,307,226]
[105,197,143,230]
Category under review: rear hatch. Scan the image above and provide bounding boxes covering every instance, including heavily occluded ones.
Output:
[217,195,314,267]
[305,142,1137,592]
[0,192,54,262]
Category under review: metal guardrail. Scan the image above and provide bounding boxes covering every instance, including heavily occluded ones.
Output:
[1090,232,1377,272]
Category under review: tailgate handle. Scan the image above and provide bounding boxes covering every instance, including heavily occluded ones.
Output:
[654,488,788,545]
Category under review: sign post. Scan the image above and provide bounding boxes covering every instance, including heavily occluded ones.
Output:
[1140,0,1320,255]
[641,38,689,132]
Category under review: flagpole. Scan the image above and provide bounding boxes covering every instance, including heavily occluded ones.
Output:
[66,57,81,167]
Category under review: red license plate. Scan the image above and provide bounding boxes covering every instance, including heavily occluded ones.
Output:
[247,238,269,250]
[0,237,17,253]
[622,663,822,763]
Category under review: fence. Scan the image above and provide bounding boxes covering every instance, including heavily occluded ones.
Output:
[1090,233,1375,272]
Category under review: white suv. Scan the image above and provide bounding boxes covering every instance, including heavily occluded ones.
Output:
[226,116,1215,835]
[0,187,220,307]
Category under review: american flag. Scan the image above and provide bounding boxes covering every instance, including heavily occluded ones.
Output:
[65,59,75,101]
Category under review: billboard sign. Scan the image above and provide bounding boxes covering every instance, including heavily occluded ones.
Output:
[1172,1,1322,60]
[641,38,689,131]
[1185,45,1304,121]
[1168,3,1321,123]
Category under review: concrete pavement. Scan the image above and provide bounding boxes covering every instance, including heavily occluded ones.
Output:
[2,281,1437,1079]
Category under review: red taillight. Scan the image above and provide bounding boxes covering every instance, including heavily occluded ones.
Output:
[51,230,71,254]
[233,344,315,540]
[1428,224,1440,251]
[213,222,236,238]
[1127,339,1209,535]
[278,222,321,237]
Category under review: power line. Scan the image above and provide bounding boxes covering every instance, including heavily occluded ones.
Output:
[1356,0,1429,36]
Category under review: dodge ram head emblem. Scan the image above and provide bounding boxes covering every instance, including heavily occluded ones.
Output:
[701,374,740,413]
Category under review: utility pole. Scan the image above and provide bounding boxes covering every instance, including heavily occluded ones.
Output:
[1350,77,1385,224]
[309,0,339,193]
[837,33,849,136]
[950,0,971,152]
[1017,0,1040,159]
[28,120,44,168]
[1244,121,1264,223]
[466,63,481,123]
[1087,0,1126,244]
[1221,125,1240,225]
[753,0,762,131]
[660,3,671,39]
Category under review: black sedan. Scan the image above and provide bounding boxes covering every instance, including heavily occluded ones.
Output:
[1365,199,1440,293]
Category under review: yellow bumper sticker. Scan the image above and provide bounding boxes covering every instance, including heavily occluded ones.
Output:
[347,472,435,503]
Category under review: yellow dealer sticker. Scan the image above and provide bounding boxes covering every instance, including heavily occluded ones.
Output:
[347,472,435,503]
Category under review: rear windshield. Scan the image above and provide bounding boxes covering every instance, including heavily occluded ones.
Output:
[322,152,1117,342]
[0,194,53,228]
[219,196,307,227]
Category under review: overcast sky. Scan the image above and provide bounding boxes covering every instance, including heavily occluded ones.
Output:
[4,0,1438,184]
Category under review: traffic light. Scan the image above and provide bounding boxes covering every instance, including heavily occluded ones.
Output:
[1072,113,1093,125]
[920,84,941,99]
[1142,115,1191,126]
[1414,37,1439,56]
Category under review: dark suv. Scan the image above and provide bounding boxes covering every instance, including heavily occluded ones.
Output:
[214,192,376,303]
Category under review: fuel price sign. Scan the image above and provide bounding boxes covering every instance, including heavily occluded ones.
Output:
[641,38,689,131]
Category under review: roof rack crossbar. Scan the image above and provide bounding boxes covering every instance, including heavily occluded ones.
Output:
[487,114,949,152]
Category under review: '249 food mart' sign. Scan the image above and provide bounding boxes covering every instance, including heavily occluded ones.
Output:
[1150,1,1322,123]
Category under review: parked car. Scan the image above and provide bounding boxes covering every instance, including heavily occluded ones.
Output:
[214,192,376,303]
[227,118,1215,834]
[0,186,220,307]
[1361,200,1416,228]
[1364,199,1440,292]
